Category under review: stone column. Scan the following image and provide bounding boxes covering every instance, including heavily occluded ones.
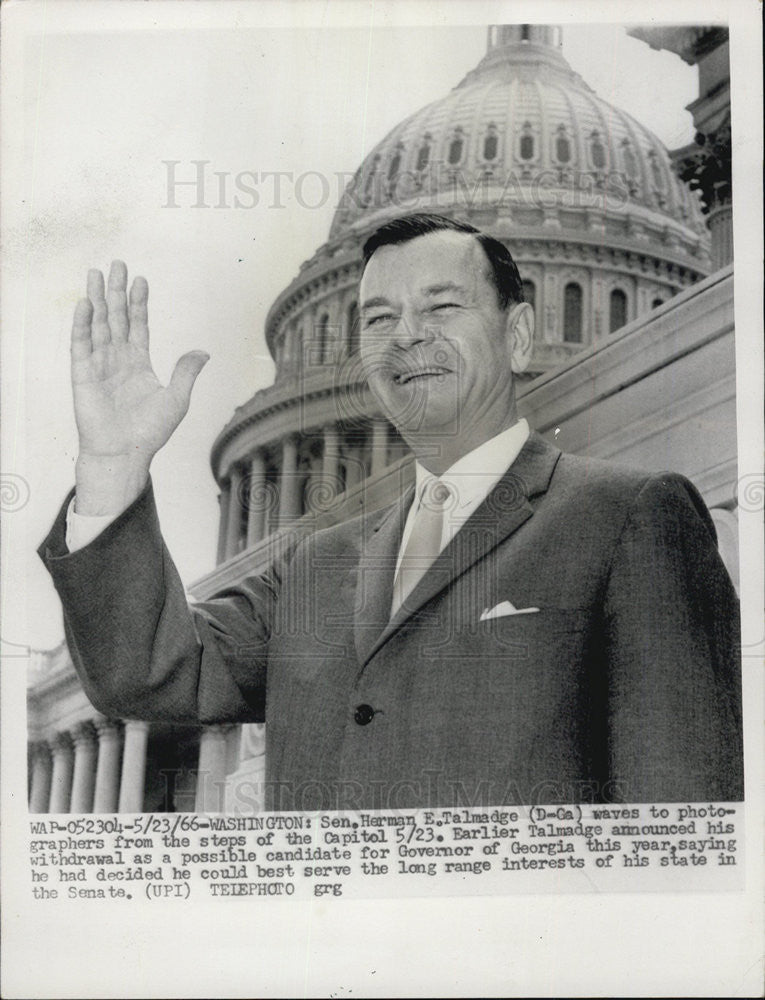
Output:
[224,466,244,559]
[29,743,53,814]
[279,436,301,524]
[371,418,388,475]
[70,722,98,813]
[245,452,267,548]
[49,733,74,813]
[93,719,123,813]
[225,724,267,815]
[216,486,230,565]
[117,720,150,813]
[345,444,363,489]
[709,203,733,269]
[322,424,340,501]
[195,726,229,813]
[304,304,319,367]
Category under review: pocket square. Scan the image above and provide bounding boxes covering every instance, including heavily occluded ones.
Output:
[480,601,540,621]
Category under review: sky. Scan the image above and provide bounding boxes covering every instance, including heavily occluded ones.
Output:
[2,4,702,651]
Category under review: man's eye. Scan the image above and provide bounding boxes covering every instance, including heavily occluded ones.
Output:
[430,303,460,312]
[365,314,395,326]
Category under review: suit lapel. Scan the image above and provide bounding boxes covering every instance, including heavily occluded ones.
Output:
[357,432,562,668]
[353,486,414,666]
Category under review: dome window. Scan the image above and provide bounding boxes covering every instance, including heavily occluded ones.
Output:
[652,297,665,309]
[483,126,499,162]
[590,131,607,170]
[521,280,536,312]
[416,136,431,172]
[621,139,638,179]
[363,154,381,202]
[609,289,627,332]
[387,145,403,186]
[563,282,583,343]
[519,122,535,161]
[448,128,464,166]
[554,125,571,164]
[647,149,664,189]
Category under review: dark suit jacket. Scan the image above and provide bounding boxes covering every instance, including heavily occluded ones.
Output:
[39,433,744,809]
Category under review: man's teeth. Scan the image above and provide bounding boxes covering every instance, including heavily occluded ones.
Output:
[394,368,449,384]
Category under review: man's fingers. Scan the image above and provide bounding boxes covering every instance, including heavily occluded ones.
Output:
[71,298,94,362]
[167,350,210,409]
[128,276,150,348]
[87,269,110,347]
[106,260,129,342]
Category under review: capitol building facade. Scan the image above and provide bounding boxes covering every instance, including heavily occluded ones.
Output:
[28,24,737,814]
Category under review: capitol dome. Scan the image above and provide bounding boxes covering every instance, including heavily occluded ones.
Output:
[331,24,708,246]
[210,25,712,560]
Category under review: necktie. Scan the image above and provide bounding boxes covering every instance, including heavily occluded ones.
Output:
[391,478,451,617]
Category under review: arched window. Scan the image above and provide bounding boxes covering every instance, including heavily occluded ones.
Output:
[521,280,536,312]
[590,131,607,170]
[652,297,664,309]
[609,289,627,332]
[416,136,431,172]
[347,301,360,357]
[521,24,530,41]
[519,122,535,161]
[554,126,571,164]
[448,129,464,166]
[563,283,583,343]
[483,126,499,162]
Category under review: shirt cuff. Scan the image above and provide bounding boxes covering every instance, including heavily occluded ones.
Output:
[65,498,119,552]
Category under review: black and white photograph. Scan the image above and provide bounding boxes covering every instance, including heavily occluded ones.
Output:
[1,0,762,996]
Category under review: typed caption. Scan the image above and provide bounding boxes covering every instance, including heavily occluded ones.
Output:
[28,802,743,901]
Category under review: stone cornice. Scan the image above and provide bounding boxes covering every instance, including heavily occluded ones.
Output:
[628,26,728,65]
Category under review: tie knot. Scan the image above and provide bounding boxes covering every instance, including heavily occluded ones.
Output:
[419,478,451,512]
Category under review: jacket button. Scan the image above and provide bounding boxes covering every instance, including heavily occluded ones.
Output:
[354,704,375,726]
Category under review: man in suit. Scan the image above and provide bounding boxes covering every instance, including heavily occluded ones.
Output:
[40,213,743,810]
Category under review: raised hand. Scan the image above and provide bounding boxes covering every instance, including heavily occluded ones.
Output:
[72,261,209,515]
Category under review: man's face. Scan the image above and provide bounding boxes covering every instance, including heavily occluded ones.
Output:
[359,230,518,449]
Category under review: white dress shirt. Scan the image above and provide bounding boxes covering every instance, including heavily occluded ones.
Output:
[66,501,119,552]
[394,418,530,576]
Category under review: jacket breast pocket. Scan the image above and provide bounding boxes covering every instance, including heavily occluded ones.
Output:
[417,607,590,661]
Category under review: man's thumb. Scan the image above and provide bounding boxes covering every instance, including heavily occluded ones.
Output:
[168,350,210,404]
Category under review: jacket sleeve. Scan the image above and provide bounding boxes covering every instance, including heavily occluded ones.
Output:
[602,473,743,802]
[38,480,294,725]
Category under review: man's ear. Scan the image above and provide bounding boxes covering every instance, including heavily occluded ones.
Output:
[506,301,534,374]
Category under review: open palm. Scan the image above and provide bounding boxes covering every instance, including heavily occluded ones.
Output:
[72,261,208,464]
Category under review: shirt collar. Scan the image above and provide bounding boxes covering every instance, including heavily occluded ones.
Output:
[413,418,530,509]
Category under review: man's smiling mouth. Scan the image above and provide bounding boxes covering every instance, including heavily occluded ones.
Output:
[392,367,451,385]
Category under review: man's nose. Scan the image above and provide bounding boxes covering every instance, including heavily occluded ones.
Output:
[393,310,436,348]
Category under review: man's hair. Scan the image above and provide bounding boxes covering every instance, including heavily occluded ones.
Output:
[361,213,524,310]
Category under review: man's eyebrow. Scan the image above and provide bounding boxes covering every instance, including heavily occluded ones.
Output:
[421,282,468,296]
[360,296,393,312]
